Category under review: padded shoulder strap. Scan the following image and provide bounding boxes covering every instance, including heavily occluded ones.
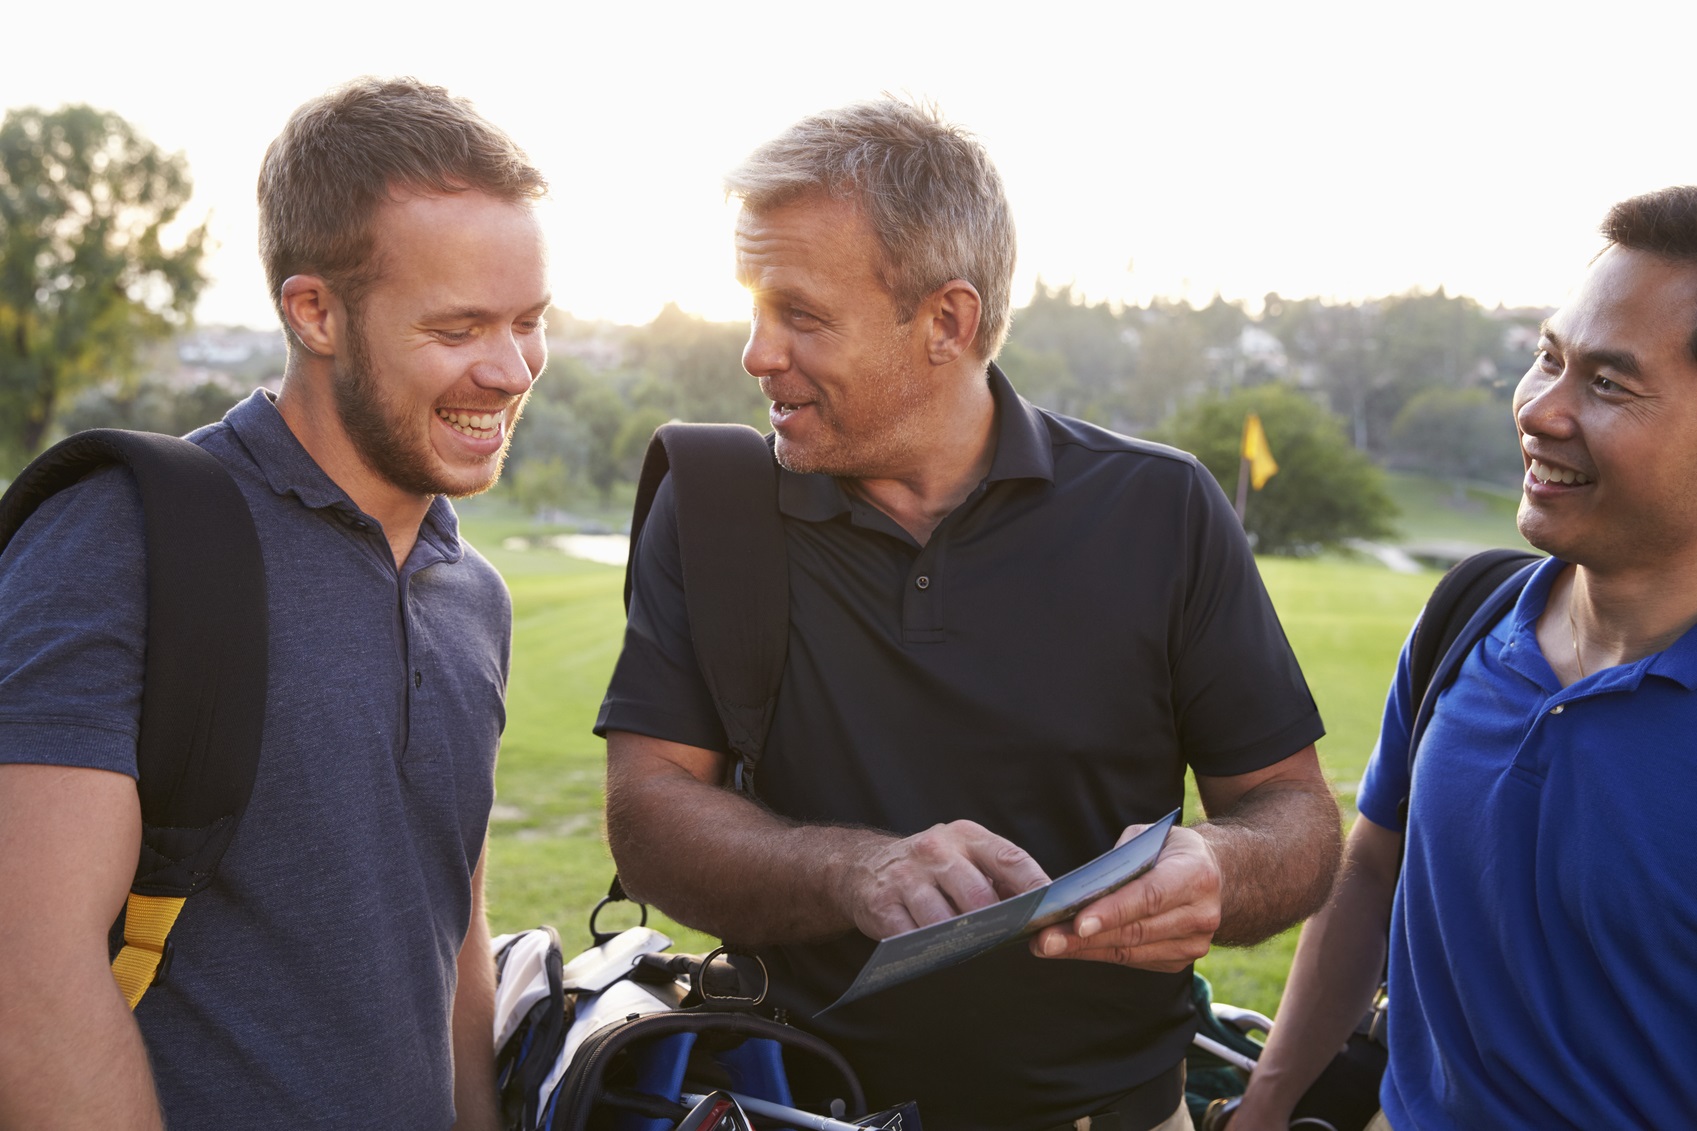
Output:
[626,423,787,795]
[1406,548,1542,708]
[0,428,267,1005]
[1404,548,1542,778]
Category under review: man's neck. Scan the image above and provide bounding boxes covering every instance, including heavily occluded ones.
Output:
[274,368,432,570]
[848,372,997,547]
[1542,556,1697,682]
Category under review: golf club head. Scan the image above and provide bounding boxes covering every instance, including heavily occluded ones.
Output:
[675,1090,754,1131]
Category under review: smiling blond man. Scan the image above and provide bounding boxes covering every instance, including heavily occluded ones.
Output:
[1234,187,1697,1130]
[0,78,548,1129]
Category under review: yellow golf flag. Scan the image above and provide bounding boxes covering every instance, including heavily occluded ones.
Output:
[1241,413,1278,490]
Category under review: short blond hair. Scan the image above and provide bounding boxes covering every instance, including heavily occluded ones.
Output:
[725,98,1016,359]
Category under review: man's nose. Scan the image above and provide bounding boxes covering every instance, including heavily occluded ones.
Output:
[475,332,540,395]
[742,314,788,379]
[1514,368,1574,440]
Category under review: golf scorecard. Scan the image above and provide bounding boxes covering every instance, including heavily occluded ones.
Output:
[823,809,1180,1012]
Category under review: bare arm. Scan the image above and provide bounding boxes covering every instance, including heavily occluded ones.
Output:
[1033,745,1341,971]
[1229,813,1400,1130]
[604,731,1050,944]
[0,764,163,1130]
[450,845,500,1131]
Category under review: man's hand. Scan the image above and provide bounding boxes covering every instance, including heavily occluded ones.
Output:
[1029,823,1220,972]
[840,820,1051,939]
[607,732,1049,944]
[1030,745,1339,973]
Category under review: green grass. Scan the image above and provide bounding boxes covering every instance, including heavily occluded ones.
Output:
[468,515,1447,1015]
[1384,471,1527,550]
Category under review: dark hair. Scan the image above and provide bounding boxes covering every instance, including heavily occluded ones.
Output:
[1603,186,1697,363]
[725,97,1016,360]
[258,76,547,347]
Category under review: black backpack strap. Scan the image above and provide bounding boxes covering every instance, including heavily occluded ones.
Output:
[0,428,267,1006]
[1403,548,1542,783]
[1405,548,1543,710]
[625,423,787,796]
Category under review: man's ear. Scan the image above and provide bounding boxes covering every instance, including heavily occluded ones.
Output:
[923,279,983,365]
[280,275,342,358]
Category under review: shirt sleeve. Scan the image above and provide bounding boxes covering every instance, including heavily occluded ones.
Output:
[593,475,730,753]
[1356,621,1420,831]
[1170,461,1326,776]
[0,467,146,776]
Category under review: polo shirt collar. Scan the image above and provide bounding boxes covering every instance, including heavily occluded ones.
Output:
[776,361,1055,522]
[223,389,463,561]
[1505,555,1697,693]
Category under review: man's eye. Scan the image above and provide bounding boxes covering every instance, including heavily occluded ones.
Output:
[1593,374,1622,393]
[436,329,473,343]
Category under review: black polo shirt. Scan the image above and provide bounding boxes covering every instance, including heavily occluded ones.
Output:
[597,364,1323,1130]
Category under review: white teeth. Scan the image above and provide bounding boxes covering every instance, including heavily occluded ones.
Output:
[437,409,499,438]
[1530,459,1591,486]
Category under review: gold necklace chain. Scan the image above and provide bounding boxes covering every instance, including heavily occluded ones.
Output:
[1568,591,1587,680]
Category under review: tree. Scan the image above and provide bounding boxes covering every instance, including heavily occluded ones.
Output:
[1387,386,1524,486]
[1152,384,1397,555]
[0,105,208,470]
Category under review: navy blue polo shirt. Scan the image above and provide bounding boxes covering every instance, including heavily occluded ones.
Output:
[1359,556,1697,1129]
[0,391,510,1129]
[599,365,1322,1130]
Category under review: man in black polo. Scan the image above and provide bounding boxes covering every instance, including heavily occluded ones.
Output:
[596,98,1339,1131]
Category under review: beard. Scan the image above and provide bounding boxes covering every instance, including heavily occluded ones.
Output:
[770,328,931,480]
[331,313,525,499]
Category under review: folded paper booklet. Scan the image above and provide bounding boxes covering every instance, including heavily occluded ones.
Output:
[823,809,1180,1012]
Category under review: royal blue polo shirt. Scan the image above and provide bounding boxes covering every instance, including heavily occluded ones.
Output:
[1358,555,1697,1129]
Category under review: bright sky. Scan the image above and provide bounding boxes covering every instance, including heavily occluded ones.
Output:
[5,0,1693,330]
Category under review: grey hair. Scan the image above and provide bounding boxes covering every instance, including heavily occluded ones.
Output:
[724,97,1016,360]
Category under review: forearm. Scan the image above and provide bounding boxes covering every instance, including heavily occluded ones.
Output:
[1196,775,1341,947]
[0,960,163,1129]
[606,742,895,943]
[451,853,499,1131]
[0,765,161,1129]
[1231,815,1399,1127]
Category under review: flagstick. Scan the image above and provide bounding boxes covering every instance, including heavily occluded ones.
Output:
[1234,454,1250,523]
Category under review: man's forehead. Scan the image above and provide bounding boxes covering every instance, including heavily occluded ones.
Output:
[1546,245,1697,366]
[736,195,881,272]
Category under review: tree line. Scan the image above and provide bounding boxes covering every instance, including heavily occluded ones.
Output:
[3,103,1541,554]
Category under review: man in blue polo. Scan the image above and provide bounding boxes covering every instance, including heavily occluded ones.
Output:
[1234,186,1697,1129]
[0,79,549,1129]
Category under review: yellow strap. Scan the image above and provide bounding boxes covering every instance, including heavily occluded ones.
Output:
[111,892,187,1010]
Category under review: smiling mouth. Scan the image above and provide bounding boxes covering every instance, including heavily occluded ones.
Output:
[437,408,502,439]
[1529,458,1592,486]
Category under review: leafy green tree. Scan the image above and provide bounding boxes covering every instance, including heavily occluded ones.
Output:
[1002,282,1136,424]
[1153,384,1397,555]
[627,303,762,426]
[56,371,246,440]
[0,105,208,470]
[1387,386,1523,486]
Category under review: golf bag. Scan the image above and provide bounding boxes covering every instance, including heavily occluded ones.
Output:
[491,888,917,1131]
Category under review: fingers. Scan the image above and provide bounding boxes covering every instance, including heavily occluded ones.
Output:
[1031,825,1222,973]
[847,821,1049,940]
